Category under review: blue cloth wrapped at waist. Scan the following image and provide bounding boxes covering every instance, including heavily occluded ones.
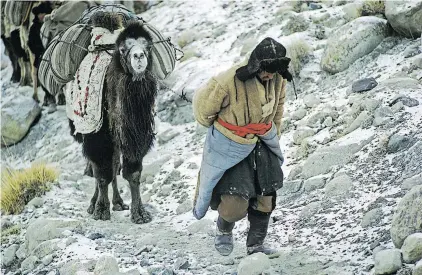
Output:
[193,124,283,220]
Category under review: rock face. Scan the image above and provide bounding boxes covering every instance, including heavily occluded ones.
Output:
[302,130,374,179]
[1,95,41,146]
[390,185,422,248]
[237,252,271,275]
[402,174,422,191]
[402,233,422,264]
[321,16,389,73]
[374,249,402,275]
[385,1,422,38]
[1,244,19,267]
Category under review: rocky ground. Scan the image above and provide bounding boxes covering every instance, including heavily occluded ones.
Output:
[1,1,422,275]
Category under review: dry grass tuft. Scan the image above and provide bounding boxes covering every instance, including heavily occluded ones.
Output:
[284,36,312,76]
[1,163,58,214]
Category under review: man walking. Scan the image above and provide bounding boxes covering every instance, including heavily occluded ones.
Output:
[193,37,292,256]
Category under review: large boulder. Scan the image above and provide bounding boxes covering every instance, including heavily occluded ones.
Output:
[374,249,402,275]
[237,252,271,275]
[402,233,422,264]
[390,185,422,248]
[1,93,41,146]
[385,1,422,38]
[321,16,389,73]
[25,218,82,252]
[302,129,374,179]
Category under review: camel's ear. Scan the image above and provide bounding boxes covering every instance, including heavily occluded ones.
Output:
[119,44,127,56]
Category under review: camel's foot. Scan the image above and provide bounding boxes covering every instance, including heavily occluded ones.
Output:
[87,203,95,215]
[112,199,129,211]
[131,202,151,224]
[92,200,110,221]
[33,94,40,103]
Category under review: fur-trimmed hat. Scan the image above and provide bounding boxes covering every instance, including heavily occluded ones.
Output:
[32,2,53,16]
[236,37,293,82]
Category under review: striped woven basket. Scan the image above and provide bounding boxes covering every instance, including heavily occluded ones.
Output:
[38,37,64,96]
[4,0,33,26]
[50,24,92,84]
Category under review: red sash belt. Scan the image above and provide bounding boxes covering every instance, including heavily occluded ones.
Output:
[218,118,272,138]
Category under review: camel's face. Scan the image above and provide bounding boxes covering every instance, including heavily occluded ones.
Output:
[119,37,150,80]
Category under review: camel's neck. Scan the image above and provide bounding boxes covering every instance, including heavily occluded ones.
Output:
[106,63,158,162]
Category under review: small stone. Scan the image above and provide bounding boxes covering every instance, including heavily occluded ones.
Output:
[374,249,402,275]
[392,102,405,113]
[21,256,39,272]
[291,108,307,121]
[278,180,303,195]
[344,111,371,134]
[325,175,353,198]
[16,244,27,259]
[147,267,174,275]
[87,233,104,240]
[176,199,193,215]
[402,233,422,264]
[288,234,296,242]
[373,107,394,127]
[352,77,378,93]
[370,240,381,250]
[390,96,419,108]
[303,94,321,108]
[362,99,382,112]
[187,162,198,169]
[174,258,190,270]
[145,176,154,184]
[304,176,326,193]
[323,116,333,127]
[361,208,383,228]
[135,246,151,256]
[28,197,44,208]
[160,185,172,197]
[1,218,12,230]
[387,134,415,153]
[157,129,180,144]
[65,237,77,246]
[237,252,271,275]
[293,127,315,145]
[42,254,53,266]
[174,158,184,168]
[94,255,119,275]
[2,244,19,267]
[141,192,151,203]
[309,3,322,10]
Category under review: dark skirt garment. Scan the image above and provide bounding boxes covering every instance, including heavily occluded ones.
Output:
[210,140,284,210]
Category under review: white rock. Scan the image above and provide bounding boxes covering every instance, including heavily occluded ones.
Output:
[414,260,422,275]
[390,185,422,248]
[373,107,394,127]
[402,233,422,264]
[187,219,214,235]
[16,244,27,259]
[94,255,119,275]
[21,255,39,272]
[31,239,60,259]
[160,185,172,197]
[303,94,321,108]
[42,254,54,266]
[291,108,307,121]
[1,94,42,146]
[325,175,354,198]
[321,16,389,73]
[323,116,333,127]
[293,127,315,145]
[304,176,326,193]
[361,208,383,228]
[237,252,271,275]
[385,1,422,38]
[374,249,402,275]
[157,129,180,144]
[1,244,19,267]
[28,197,44,208]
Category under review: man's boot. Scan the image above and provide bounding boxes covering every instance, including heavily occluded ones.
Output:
[215,216,235,256]
[246,210,277,255]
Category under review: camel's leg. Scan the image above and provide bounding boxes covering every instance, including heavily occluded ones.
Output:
[82,122,115,220]
[31,63,39,103]
[84,161,94,177]
[122,158,151,224]
[90,161,112,220]
[111,177,129,211]
[87,178,98,215]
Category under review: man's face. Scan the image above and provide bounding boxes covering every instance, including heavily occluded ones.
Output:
[38,13,46,22]
[258,71,275,81]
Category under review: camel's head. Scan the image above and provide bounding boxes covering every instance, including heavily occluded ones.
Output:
[115,21,152,81]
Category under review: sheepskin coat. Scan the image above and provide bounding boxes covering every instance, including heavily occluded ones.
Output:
[193,61,287,145]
